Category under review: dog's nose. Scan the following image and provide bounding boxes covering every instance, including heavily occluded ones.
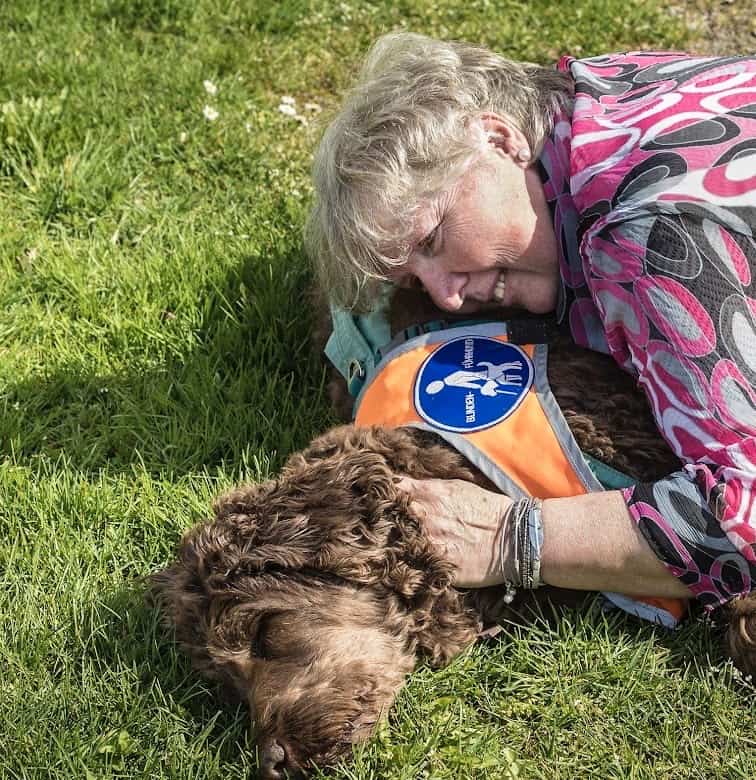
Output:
[259,737,297,780]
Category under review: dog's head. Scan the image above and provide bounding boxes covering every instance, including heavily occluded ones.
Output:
[152,425,483,777]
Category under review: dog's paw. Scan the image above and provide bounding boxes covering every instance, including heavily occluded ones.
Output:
[726,593,756,679]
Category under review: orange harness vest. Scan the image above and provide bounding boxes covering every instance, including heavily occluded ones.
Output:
[354,321,686,628]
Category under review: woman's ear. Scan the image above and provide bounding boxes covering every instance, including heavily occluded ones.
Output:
[476,112,531,165]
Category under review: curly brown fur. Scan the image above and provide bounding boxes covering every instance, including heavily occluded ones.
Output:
[152,425,488,777]
[155,288,752,778]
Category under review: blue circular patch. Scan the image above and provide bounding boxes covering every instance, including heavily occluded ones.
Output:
[414,337,534,433]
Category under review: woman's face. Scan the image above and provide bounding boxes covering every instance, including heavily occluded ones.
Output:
[391,135,560,315]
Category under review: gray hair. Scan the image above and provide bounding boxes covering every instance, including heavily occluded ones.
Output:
[305,32,574,311]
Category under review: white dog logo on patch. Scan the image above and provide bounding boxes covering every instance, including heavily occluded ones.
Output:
[414,336,533,433]
[425,360,525,398]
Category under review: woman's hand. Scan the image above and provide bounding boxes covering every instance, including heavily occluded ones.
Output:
[397,477,514,587]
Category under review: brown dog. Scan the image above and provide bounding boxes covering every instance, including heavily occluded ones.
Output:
[152,290,755,779]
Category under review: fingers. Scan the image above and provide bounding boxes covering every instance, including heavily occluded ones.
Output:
[395,476,435,528]
[394,476,418,494]
[395,476,445,511]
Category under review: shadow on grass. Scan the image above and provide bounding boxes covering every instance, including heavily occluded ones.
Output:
[481,588,735,678]
[52,577,259,776]
[1,246,333,478]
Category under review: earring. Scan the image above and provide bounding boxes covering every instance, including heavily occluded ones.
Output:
[516,148,532,162]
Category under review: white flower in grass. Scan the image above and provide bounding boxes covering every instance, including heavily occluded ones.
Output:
[303,102,322,113]
[278,95,311,126]
[203,79,218,96]
[203,105,219,121]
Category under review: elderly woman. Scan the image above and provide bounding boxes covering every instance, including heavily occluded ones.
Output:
[306,34,756,660]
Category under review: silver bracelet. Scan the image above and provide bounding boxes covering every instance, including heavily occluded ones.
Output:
[499,497,544,596]
[527,498,544,588]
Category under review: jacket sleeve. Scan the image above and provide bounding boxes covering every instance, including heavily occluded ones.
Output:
[581,205,756,606]
[623,460,755,607]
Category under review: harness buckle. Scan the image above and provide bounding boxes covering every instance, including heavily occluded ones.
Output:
[347,359,366,396]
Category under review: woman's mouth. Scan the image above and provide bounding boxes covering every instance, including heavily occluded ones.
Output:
[492,271,507,302]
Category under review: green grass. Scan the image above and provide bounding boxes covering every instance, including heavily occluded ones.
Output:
[0,1,753,778]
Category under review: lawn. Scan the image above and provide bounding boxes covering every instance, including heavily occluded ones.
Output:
[1,1,754,778]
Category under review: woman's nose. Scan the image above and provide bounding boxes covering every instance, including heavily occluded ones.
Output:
[414,267,467,311]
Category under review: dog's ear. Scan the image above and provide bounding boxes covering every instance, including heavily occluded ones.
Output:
[296,425,417,464]
[382,535,482,668]
[281,426,485,662]
[407,586,481,667]
[149,557,215,673]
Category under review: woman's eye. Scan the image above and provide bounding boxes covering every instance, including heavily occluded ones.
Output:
[403,275,424,290]
[418,227,438,254]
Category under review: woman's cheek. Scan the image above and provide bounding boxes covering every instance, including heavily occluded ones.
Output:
[506,270,559,314]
